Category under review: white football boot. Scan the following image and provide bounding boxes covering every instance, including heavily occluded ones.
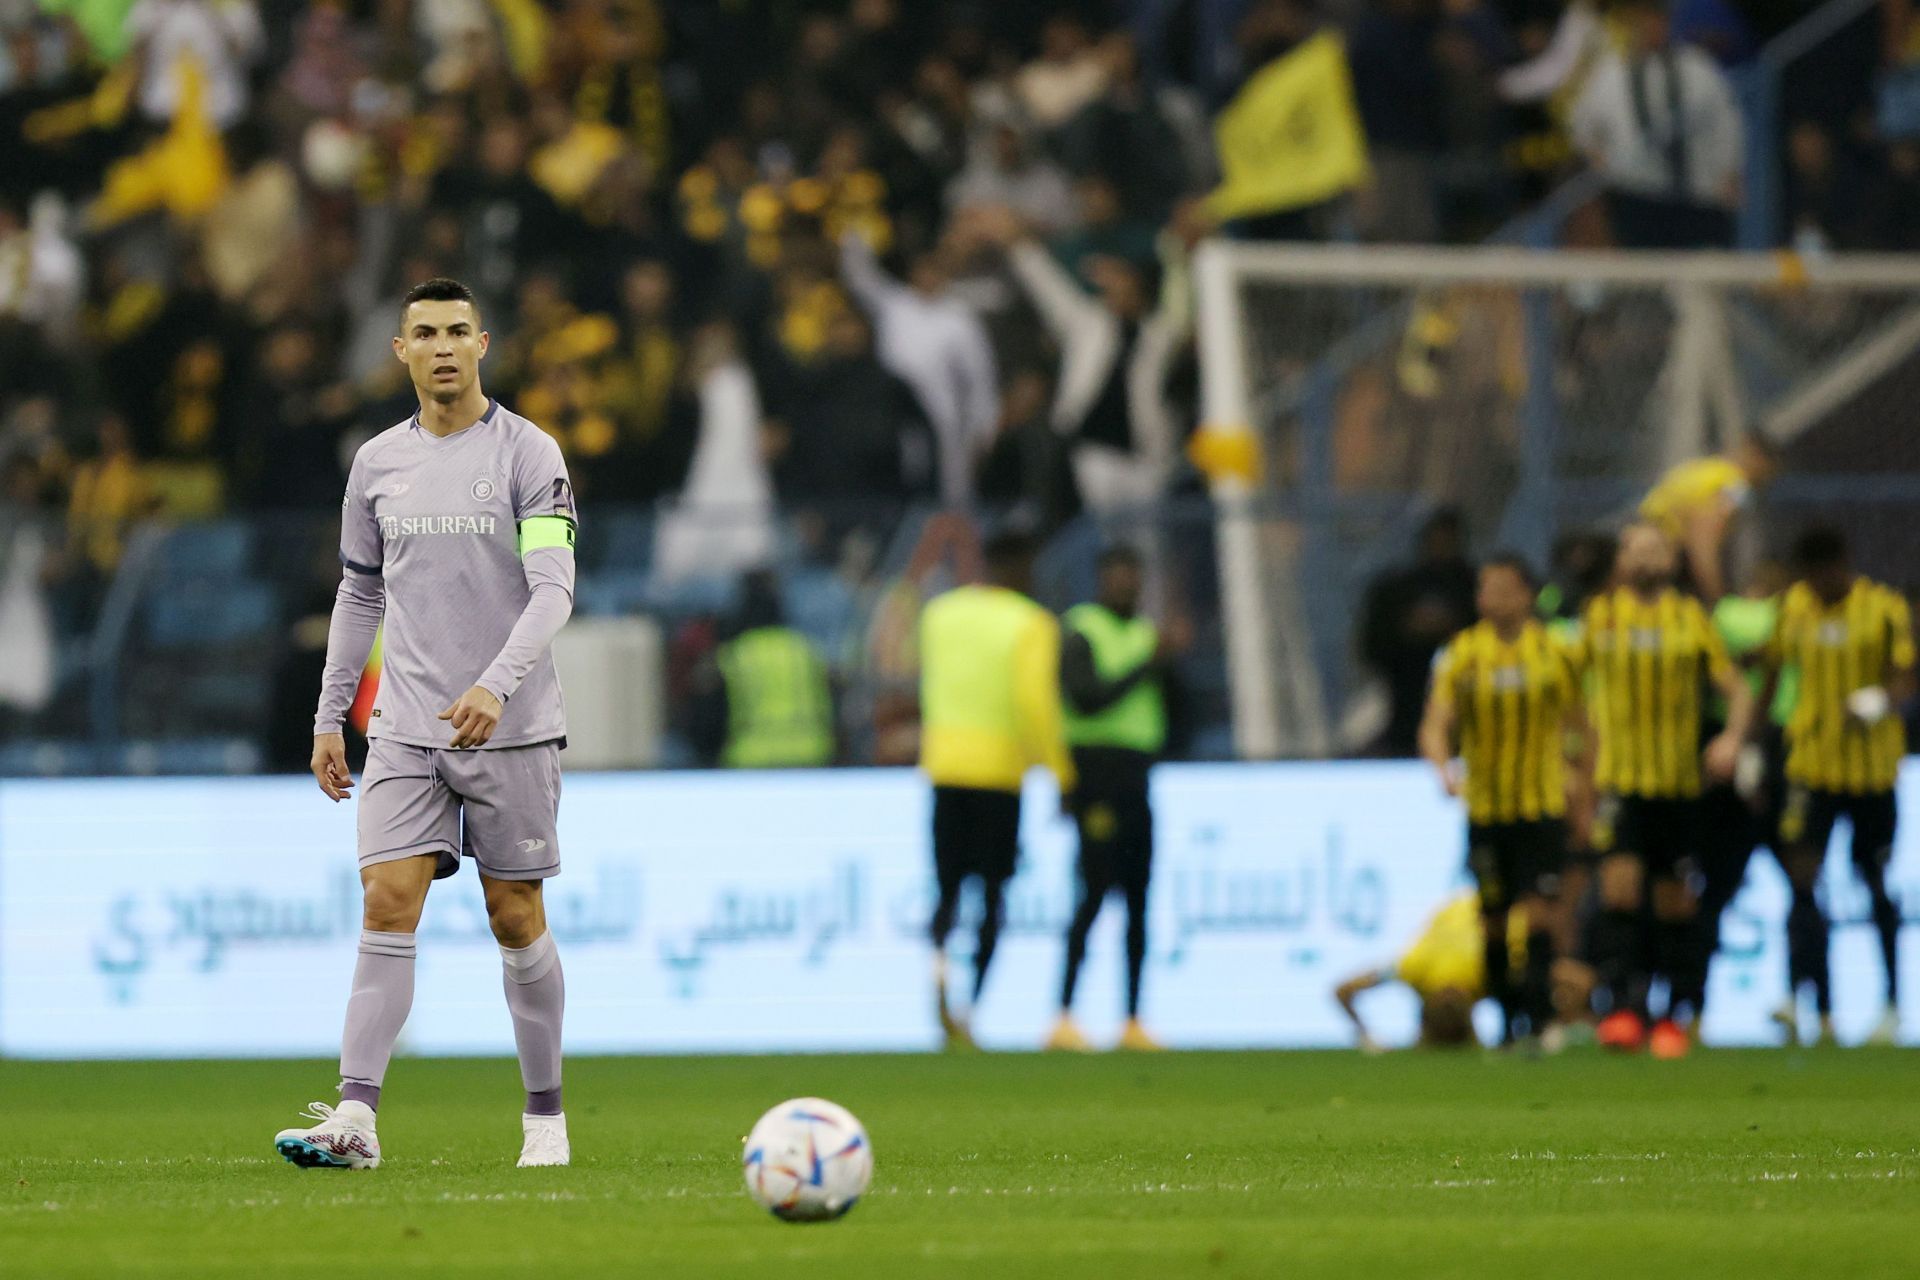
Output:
[274,1100,381,1169]
[518,1112,570,1168]
[1866,1006,1902,1047]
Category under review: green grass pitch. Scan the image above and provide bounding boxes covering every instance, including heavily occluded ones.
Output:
[4,1050,1917,1278]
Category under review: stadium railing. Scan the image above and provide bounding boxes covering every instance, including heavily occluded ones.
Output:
[6,497,1233,777]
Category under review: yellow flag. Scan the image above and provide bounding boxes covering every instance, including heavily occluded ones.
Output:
[91,57,229,228]
[1204,31,1370,223]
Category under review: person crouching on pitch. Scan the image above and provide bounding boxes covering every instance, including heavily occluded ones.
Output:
[1048,545,1182,1053]
[919,529,1076,1050]
[1420,554,1587,1047]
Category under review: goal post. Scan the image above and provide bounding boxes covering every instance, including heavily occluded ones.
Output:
[1193,241,1920,759]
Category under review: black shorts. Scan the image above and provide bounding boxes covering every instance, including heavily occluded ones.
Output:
[1780,787,1897,873]
[1591,794,1701,880]
[1070,747,1154,892]
[1466,819,1566,913]
[931,785,1023,890]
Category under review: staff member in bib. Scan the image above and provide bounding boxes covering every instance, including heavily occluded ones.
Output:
[920,529,1076,1050]
[1047,546,1182,1053]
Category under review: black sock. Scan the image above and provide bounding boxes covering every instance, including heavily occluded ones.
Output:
[1589,908,1643,1016]
[1867,883,1901,1006]
[1688,906,1724,1018]
[1523,929,1556,1034]
[1059,887,1101,1011]
[1654,918,1697,1022]
[1124,880,1149,1019]
[1787,887,1831,1016]
[973,880,1006,1003]
[929,882,961,951]
[1483,914,1514,1039]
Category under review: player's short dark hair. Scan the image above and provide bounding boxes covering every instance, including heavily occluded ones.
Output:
[1792,524,1849,570]
[399,277,480,330]
[1480,552,1537,591]
[1098,544,1144,573]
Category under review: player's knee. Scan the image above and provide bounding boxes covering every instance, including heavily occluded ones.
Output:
[360,871,428,932]
[485,884,543,946]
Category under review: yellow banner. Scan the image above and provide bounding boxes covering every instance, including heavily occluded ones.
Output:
[1205,31,1370,223]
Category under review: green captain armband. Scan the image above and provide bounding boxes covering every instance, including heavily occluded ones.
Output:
[518,515,577,556]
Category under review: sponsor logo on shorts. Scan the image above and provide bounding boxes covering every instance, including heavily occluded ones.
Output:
[518,838,548,854]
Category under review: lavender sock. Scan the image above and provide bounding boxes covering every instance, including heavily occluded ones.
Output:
[501,931,565,1115]
[338,929,417,1111]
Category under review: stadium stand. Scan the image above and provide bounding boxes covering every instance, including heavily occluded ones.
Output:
[0,0,1912,772]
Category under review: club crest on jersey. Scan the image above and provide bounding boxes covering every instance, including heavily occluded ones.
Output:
[472,477,496,501]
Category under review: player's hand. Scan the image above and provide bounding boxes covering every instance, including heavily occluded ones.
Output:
[1702,731,1741,782]
[1156,616,1196,664]
[1437,761,1464,798]
[311,733,353,802]
[439,685,504,749]
[1847,686,1891,727]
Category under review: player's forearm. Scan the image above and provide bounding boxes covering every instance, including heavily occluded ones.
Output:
[476,574,574,706]
[1061,636,1155,715]
[314,572,385,734]
[1417,705,1454,781]
[1685,520,1727,603]
[1334,973,1381,1033]
[1718,674,1757,743]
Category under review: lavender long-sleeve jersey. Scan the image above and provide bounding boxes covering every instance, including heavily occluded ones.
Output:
[313,399,577,749]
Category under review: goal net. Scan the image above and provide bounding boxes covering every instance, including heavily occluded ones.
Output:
[1193,242,1920,758]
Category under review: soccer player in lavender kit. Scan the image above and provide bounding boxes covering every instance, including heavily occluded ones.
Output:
[273,278,577,1170]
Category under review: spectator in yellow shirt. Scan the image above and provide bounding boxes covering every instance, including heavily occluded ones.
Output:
[67,411,155,580]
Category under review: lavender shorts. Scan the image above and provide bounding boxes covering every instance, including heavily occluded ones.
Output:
[357,737,562,880]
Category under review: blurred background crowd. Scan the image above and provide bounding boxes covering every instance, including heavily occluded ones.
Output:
[0,0,1913,771]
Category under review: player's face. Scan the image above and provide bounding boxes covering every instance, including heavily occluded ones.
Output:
[1476,565,1532,627]
[1616,525,1675,591]
[394,300,489,404]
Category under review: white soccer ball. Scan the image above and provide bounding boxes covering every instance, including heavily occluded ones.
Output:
[742,1097,872,1222]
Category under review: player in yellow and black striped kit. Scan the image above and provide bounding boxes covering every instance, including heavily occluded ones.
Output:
[1420,554,1585,1045]
[1761,526,1915,1046]
[1574,524,1754,1057]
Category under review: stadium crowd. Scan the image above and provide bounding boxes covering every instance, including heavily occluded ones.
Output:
[0,0,1914,753]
